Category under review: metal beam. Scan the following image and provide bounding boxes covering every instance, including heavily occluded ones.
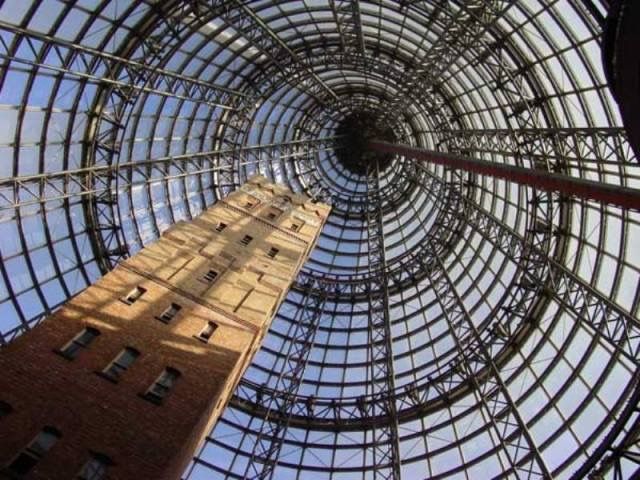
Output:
[81,1,221,274]
[0,20,245,109]
[411,160,640,479]
[375,1,513,123]
[206,0,339,104]
[365,161,401,480]
[329,0,367,57]
[242,281,328,480]
[369,141,640,210]
[412,159,640,366]
[437,127,635,166]
[0,137,339,215]
[425,241,552,479]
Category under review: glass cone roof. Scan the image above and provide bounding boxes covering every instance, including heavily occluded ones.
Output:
[0,1,640,479]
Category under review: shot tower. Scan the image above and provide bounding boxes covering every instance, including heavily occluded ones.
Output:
[0,176,329,479]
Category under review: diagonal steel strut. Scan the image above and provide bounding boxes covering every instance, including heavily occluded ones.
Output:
[242,281,328,480]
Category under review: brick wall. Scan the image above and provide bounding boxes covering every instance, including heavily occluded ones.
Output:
[0,175,329,479]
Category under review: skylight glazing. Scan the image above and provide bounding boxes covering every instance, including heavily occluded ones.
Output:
[0,1,639,479]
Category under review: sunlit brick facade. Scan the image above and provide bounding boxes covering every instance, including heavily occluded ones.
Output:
[0,175,329,479]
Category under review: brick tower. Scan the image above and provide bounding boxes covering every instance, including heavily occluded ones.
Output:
[0,175,329,479]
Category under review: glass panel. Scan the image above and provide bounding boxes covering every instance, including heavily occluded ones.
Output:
[77,454,110,480]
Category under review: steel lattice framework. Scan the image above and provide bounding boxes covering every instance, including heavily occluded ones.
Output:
[1,1,640,479]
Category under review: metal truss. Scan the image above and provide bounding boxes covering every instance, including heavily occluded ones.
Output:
[297,48,455,143]
[377,0,512,124]
[237,281,328,480]
[425,238,552,479]
[586,402,640,480]
[0,137,337,215]
[1,2,639,480]
[82,1,229,271]
[0,20,244,110]
[416,163,640,479]
[364,161,401,480]
[291,156,425,219]
[415,161,555,479]
[201,0,339,105]
[329,0,366,57]
[414,162,640,367]
[439,127,636,169]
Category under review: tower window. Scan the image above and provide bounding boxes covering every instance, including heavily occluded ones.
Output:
[77,452,113,480]
[290,223,300,232]
[121,286,146,305]
[143,368,180,404]
[267,247,279,259]
[101,347,139,382]
[157,304,181,324]
[6,426,61,476]
[264,208,283,221]
[0,400,12,418]
[197,322,218,343]
[240,235,253,246]
[57,327,100,360]
[201,270,218,284]
[244,198,259,209]
[215,222,227,233]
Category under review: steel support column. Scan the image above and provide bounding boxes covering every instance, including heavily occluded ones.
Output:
[241,281,328,480]
[424,238,552,479]
[365,161,401,480]
[369,141,640,210]
[329,0,366,57]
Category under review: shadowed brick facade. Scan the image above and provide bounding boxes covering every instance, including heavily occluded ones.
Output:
[0,175,329,479]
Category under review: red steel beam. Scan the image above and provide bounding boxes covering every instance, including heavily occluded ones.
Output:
[369,141,640,211]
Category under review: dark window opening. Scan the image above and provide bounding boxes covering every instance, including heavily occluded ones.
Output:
[142,368,180,404]
[101,347,139,382]
[215,222,227,233]
[197,322,218,343]
[5,426,61,476]
[267,247,279,259]
[58,327,100,360]
[201,270,218,284]
[77,452,113,480]
[290,223,300,232]
[240,235,253,246]
[121,286,146,305]
[265,207,283,221]
[0,400,13,418]
[157,304,181,324]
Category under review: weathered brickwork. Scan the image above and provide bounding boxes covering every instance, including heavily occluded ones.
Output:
[0,175,329,479]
